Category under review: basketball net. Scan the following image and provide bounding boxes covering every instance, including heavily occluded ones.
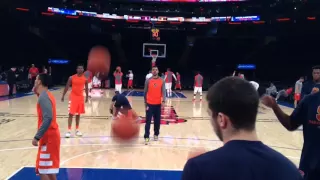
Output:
[151,55,157,66]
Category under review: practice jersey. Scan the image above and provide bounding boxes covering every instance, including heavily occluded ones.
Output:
[35,91,59,140]
[164,71,177,83]
[144,77,166,105]
[71,74,86,97]
[194,74,203,87]
[114,72,123,84]
[128,73,134,80]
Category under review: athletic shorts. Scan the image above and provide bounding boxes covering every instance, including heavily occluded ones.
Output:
[35,131,60,175]
[175,83,181,89]
[165,83,172,90]
[294,93,301,101]
[128,80,133,87]
[194,86,202,94]
[68,96,85,115]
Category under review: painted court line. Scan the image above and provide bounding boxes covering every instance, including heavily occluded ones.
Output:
[6,166,25,180]
[22,166,182,171]
[172,91,180,99]
[125,90,134,97]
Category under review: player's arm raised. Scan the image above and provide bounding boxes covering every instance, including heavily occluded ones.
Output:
[61,76,72,101]
[262,95,303,131]
[33,94,53,143]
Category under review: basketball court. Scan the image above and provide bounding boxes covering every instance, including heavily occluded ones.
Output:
[0,88,303,179]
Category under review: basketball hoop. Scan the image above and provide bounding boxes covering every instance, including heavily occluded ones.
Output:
[151,54,158,62]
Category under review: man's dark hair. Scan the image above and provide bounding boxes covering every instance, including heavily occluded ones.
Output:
[77,64,84,68]
[115,91,120,94]
[167,68,170,71]
[206,77,259,131]
[152,66,158,69]
[300,76,304,79]
[38,74,50,87]
[312,65,320,70]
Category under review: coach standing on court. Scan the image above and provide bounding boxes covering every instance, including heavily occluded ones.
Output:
[144,66,166,145]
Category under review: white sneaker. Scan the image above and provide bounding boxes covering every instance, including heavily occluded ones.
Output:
[65,132,71,138]
[75,130,83,137]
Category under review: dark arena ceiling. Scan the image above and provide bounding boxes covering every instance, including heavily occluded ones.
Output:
[2,0,320,37]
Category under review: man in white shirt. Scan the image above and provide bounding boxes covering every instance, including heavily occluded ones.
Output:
[146,70,152,80]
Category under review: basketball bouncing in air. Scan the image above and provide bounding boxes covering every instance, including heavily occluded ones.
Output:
[87,45,111,74]
[111,115,140,141]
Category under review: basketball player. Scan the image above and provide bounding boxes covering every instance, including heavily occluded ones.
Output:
[262,86,320,179]
[144,66,166,144]
[127,70,134,90]
[175,72,182,92]
[61,65,88,138]
[110,91,139,120]
[266,83,277,96]
[193,72,203,101]
[114,67,123,93]
[301,66,320,99]
[182,77,302,180]
[275,87,293,101]
[164,68,177,97]
[32,74,60,179]
[294,77,304,107]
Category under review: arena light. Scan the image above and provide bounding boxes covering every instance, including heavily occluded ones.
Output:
[307,17,316,20]
[47,7,261,23]
[48,59,70,64]
[237,64,256,70]
[41,12,54,16]
[253,21,265,24]
[276,18,290,21]
[16,8,29,12]
[66,15,79,19]
[228,22,241,25]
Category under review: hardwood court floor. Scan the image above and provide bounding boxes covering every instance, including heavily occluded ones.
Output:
[0,89,303,179]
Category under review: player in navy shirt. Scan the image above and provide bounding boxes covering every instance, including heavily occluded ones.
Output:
[182,77,302,180]
[110,91,132,119]
[262,69,320,179]
[301,66,320,99]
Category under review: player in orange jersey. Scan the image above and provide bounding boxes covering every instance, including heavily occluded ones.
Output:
[61,64,89,138]
[32,73,60,179]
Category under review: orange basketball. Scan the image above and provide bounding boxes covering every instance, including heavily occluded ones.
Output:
[187,147,207,160]
[87,45,111,74]
[111,115,140,141]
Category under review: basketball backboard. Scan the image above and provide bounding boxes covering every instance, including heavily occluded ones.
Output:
[143,43,166,58]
